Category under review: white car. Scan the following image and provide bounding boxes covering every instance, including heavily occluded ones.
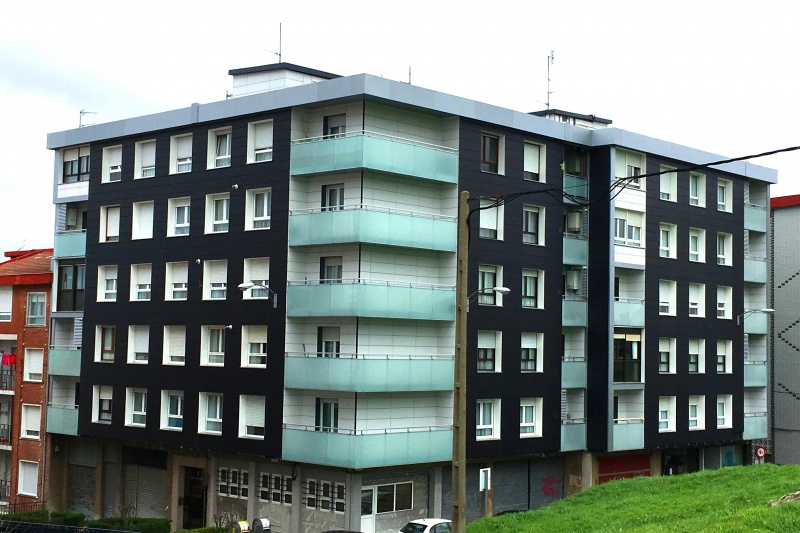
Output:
[399,518,452,533]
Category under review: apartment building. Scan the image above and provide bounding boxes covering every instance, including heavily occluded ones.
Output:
[0,249,53,510]
[45,63,775,532]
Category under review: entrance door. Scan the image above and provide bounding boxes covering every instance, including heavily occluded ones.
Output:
[183,467,206,530]
[360,487,376,533]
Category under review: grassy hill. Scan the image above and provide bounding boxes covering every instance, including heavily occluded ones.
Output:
[466,463,800,533]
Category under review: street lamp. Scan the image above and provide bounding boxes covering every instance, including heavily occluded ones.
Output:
[737,308,774,325]
[466,287,511,311]
[237,282,279,309]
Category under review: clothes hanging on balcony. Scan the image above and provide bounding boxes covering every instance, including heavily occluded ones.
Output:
[1,353,15,366]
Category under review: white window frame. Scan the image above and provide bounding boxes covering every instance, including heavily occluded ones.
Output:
[716,394,732,428]
[717,232,732,266]
[130,201,154,240]
[658,280,676,316]
[523,142,545,182]
[616,149,646,190]
[479,198,503,240]
[689,395,705,430]
[522,269,544,309]
[24,348,43,382]
[130,263,152,302]
[26,292,46,326]
[18,461,38,497]
[95,325,116,363]
[208,127,232,169]
[165,261,189,301]
[0,286,11,321]
[689,228,706,263]
[658,396,676,432]
[521,332,543,373]
[127,325,150,364]
[688,283,706,318]
[61,146,90,184]
[614,209,644,247]
[717,286,732,319]
[477,264,503,306]
[241,325,267,368]
[126,388,147,427]
[659,165,677,201]
[716,339,733,374]
[205,193,230,234]
[163,326,186,366]
[21,404,41,439]
[102,145,122,183]
[199,392,223,435]
[203,260,228,300]
[97,265,118,302]
[477,330,501,373]
[92,385,113,423]
[476,399,500,440]
[658,338,676,374]
[170,134,193,174]
[522,205,544,245]
[689,172,706,207]
[168,197,191,237]
[659,223,676,259]
[239,395,266,439]
[480,132,505,174]
[243,258,270,300]
[520,397,543,438]
[134,139,156,179]
[99,205,120,243]
[245,188,272,231]
[160,390,184,431]
[688,339,706,374]
[717,178,733,212]
[201,326,227,366]
[248,120,274,163]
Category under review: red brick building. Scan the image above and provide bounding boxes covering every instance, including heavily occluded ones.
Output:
[0,249,53,510]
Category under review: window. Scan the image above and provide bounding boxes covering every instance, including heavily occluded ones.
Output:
[613,332,641,382]
[100,205,120,242]
[170,134,193,174]
[242,325,267,367]
[208,127,232,168]
[203,260,228,300]
[564,209,583,235]
[26,292,46,326]
[659,223,676,258]
[520,398,543,437]
[134,140,156,178]
[21,404,41,439]
[320,256,343,283]
[481,133,501,173]
[717,286,732,319]
[614,209,643,247]
[479,198,503,239]
[243,258,270,299]
[64,202,88,231]
[18,461,38,497]
[248,120,274,163]
[96,325,116,362]
[658,280,676,315]
[658,338,675,374]
[322,184,345,211]
[315,398,339,433]
[165,261,189,301]
[130,263,152,301]
[374,482,412,513]
[521,332,543,372]
[0,287,11,321]
[523,142,544,181]
[689,172,705,207]
[689,228,705,262]
[716,340,732,373]
[659,165,677,201]
[218,468,249,499]
[688,339,705,373]
[93,385,113,423]
[57,260,85,312]
[688,283,706,317]
[476,399,500,439]
[201,326,226,366]
[62,146,90,183]
[324,114,346,137]
[689,395,705,430]
[163,326,186,365]
[161,390,184,430]
[717,232,732,266]
[317,327,341,358]
[716,394,732,428]
[477,331,501,372]
[128,325,150,364]
[478,265,503,305]
[522,269,544,309]
[126,388,147,426]
[131,201,154,240]
[658,396,676,432]
[717,178,732,212]
[199,393,223,434]
[615,149,645,190]
[246,188,272,230]
[24,348,43,381]
[168,197,191,236]
[205,193,230,233]
[239,395,265,439]
[259,473,292,504]
[523,205,544,245]
[102,145,122,183]
[96,265,118,302]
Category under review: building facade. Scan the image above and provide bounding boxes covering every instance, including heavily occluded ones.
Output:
[0,249,53,510]
[45,64,775,532]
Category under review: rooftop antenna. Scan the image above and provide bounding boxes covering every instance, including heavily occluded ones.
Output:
[263,23,282,63]
[79,109,97,128]
[408,66,411,84]
[546,50,555,110]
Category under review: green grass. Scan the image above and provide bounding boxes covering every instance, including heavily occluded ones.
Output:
[466,464,800,533]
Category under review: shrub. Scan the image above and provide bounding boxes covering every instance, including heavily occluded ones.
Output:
[87,516,171,533]
[50,511,87,526]
[2,509,50,523]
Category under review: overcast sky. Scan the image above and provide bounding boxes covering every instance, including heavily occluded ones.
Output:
[2,0,798,257]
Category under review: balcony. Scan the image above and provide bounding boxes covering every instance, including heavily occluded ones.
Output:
[284,353,453,392]
[49,347,81,377]
[744,256,767,283]
[563,235,588,265]
[744,362,768,387]
[287,279,455,321]
[743,413,768,440]
[611,418,644,451]
[47,405,79,436]
[614,298,645,327]
[744,312,769,334]
[561,420,586,452]
[289,206,456,252]
[563,174,588,199]
[282,425,452,469]
[290,131,458,184]
[562,358,586,388]
[0,370,14,392]
[0,424,10,448]
[53,230,86,259]
[562,298,587,327]
[744,203,767,233]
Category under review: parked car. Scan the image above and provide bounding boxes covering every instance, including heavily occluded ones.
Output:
[399,518,452,533]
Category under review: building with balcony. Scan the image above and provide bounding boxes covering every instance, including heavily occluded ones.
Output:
[44,64,775,532]
[0,249,53,510]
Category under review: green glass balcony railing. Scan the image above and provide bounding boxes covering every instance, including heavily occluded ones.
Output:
[562,359,586,389]
[562,298,587,327]
[54,231,86,259]
[47,405,79,436]
[744,257,767,283]
[744,204,767,233]
[614,299,645,327]
[611,418,644,451]
[744,362,768,387]
[561,420,587,451]
[563,234,588,265]
[743,413,768,440]
[49,347,81,377]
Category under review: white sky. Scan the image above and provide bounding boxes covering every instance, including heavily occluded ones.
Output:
[2,0,799,257]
